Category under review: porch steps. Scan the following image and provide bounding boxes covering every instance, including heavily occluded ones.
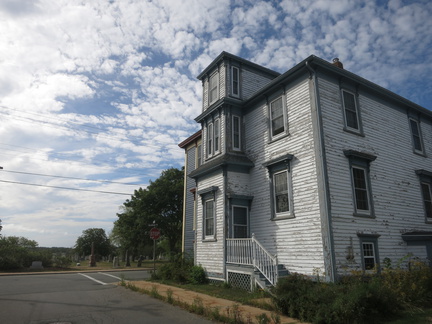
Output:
[254,264,289,290]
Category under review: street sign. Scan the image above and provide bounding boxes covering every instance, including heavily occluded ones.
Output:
[150,227,160,240]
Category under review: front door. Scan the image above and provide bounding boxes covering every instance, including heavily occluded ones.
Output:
[232,206,249,238]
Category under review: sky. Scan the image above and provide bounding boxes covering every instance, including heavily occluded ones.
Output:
[0,0,431,248]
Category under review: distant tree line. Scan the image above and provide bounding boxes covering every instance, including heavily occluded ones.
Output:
[0,167,184,270]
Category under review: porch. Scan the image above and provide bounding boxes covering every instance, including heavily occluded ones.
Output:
[226,235,288,290]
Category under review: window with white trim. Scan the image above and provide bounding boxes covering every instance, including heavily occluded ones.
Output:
[362,242,376,270]
[263,154,294,219]
[270,97,285,138]
[409,118,424,154]
[344,150,376,217]
[415,170,432,223]
[197,143,202,167]
[358,235,380,271]
[342,90,361,132]
[207,122,213,157]
[232,115,241,151]
[352,166,370,212]
[421,182,432,220]
[214,118,220,153]
[204,199,215,237]
[273,170,289,213]
[209,73,218,104]
[231,66,240,97]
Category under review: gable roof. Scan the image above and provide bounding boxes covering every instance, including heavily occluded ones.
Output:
[178,130,202,148]
[243,54,432,119]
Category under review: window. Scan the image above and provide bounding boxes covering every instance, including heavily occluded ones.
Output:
[421,182,432,220]
[231,66,240,97]
[352,166,370,212]
[232,206,248,238]
[358,235,380,271]
[342,90,360,131]
[362,242,376,270]
[270,97,285,138]
[214,118,220,153]
[209,73,218,104]
[197,144,202,167]
[415,170,432,223]
[274,171,289,213]
[263,154,294,219]
[344,150,376,217]
[409,118,424,153]
[197,186,218,240]
[204,200,215,237]
[232,115,241,150]
[207,123,213,156]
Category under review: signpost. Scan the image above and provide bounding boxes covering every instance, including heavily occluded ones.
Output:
[149,223,160,272]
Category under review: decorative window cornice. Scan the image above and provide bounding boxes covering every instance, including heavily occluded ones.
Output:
[262,153,294,169]
[343,150,376,162]
[416,169,432,178]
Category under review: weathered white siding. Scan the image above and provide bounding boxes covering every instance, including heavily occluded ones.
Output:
[195,171,225,279]
[318,72,432,274]
[227,171,250,196]
[241,67,275,100]
[243,75,326,276]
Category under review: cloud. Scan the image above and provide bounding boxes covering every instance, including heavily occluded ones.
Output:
[0,0,430,247]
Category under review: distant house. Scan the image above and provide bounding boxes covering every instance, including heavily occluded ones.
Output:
[179,52,432,290]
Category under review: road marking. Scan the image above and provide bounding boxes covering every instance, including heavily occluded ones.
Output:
[78,273,108,285]
[98,272,122,280]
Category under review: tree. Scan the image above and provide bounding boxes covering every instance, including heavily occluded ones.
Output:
[74,228,111,259]
[114,167,184,255]
[0,236,51,270]
[0,219,2,236]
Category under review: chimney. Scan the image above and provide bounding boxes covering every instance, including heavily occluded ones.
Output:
[332,58,343,69]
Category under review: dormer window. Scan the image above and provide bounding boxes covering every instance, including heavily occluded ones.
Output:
[209,72,219,104]
[231,66,240,97]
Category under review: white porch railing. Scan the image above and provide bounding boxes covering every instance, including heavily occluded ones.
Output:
[226,234,278,286]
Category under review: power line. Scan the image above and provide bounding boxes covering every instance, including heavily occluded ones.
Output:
[0,169,144,186]
[0,179,132,196]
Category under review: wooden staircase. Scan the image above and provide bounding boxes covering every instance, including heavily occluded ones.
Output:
[226,234,290,289]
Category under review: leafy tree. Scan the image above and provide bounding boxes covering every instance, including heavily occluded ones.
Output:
[74,228,111,258]
[114,167,184,255]
[0,219,2,236]
[0,236,52,270]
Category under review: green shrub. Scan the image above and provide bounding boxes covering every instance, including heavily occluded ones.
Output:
[154,253,195,283]
[189,265,208,284]
[53,256,72,268]
[273,273,401,324]
[380,261,432,307]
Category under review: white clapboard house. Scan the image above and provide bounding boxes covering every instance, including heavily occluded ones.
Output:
[179,52,432,289]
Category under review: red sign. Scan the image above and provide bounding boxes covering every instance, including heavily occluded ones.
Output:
[150,227,160,240]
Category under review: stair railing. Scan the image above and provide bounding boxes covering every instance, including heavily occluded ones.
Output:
[226,234,278,286]
[251,234,278,286]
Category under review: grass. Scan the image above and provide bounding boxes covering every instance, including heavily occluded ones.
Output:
[149,279,275,311]
[141,279,432,324]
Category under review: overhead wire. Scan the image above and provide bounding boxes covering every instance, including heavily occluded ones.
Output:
[0,179,132,196]
[0,169,145,186]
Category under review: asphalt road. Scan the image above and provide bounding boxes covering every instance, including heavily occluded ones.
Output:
[0,270,213,324]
